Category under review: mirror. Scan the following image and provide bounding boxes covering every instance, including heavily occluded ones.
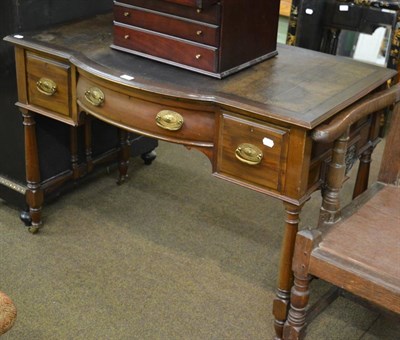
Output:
[336,25,394,67]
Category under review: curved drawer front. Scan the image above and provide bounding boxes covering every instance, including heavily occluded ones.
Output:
[217,113,289,192]
[26,52,71,117]
[77,76,215,146]
[114,5,219,46]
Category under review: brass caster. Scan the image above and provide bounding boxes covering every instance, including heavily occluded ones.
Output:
[117,175,128,185]
[28,226,40,234]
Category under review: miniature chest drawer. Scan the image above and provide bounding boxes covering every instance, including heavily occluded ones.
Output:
[26,52,71,117]
[112,0,280,78]
[113,23,218,73]
[76,76,215,146]
[114,5,220,46]
[163,0,218,7]
[115,0,220,24]
[217,114,289,192]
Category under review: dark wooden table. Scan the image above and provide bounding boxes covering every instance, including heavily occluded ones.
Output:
[5,13,396,339]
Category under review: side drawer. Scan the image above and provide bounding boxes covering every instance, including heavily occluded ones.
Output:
[113,23,218,72]
[116,0,220,24]
[26,52,71,117]
[76,76,215,146]
[217,114,289,192]
[114,4,220,46]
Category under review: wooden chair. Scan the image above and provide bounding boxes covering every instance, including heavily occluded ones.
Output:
[283,83,400,339]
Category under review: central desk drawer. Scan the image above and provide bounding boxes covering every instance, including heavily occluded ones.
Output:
[217,114,289,192]
[76,76,215,146]
[114,4,220,46]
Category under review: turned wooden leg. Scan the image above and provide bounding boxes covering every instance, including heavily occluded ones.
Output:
[283,230,317,340]
[319,130,349,225]
[70,126,79,180]
[117,129,130,185]
[283,275,311,340]
[352,146,373,199]
[85,115,93,173]
[22,109,43,233]
[273,202,304,340]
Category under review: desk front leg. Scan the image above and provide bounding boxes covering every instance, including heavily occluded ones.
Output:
[22,109,43,233]
[273,202,304,340]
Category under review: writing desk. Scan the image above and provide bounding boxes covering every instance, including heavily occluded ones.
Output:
[5,13,396,339]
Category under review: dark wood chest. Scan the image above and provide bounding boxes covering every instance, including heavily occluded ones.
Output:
[111,0,280,78]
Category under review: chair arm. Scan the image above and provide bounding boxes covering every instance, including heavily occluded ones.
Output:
[312,84,400,143]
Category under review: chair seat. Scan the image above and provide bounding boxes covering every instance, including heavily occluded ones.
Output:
[309,184,400,313]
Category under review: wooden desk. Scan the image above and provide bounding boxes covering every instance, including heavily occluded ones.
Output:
[5,13,396,339]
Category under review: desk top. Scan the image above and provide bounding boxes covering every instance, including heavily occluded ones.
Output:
[5,13,396,129]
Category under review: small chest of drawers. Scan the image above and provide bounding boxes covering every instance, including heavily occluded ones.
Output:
[111,0,280,78]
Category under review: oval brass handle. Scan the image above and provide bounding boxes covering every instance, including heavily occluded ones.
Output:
[84,87,105,107]
[36,78,57,96]
[155,110,184,131]
[235,143,263,165]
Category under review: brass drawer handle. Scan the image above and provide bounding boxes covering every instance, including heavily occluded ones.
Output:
[155,110,184,131]
[235,143,263,165]
[84,87,105,106]
[36,78,57,96]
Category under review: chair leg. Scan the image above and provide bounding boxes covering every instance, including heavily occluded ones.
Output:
[283,272,312,339]
[283,229,320,339]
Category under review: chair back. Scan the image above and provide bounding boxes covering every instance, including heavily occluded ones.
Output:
[378,103,400,185]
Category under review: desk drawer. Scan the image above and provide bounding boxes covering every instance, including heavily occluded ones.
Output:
[77,76,215,146]
[117,0,220,24]
[113,23,218,73]
[26,52,71,117]
[217,114,289,192]
[114,5,219,46]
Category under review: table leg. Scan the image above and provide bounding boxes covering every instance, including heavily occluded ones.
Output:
[273,202,303,340]
[22,109,43,233]
[117,129,130,185]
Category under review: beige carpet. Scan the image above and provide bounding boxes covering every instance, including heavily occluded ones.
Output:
[0,141,398,339]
